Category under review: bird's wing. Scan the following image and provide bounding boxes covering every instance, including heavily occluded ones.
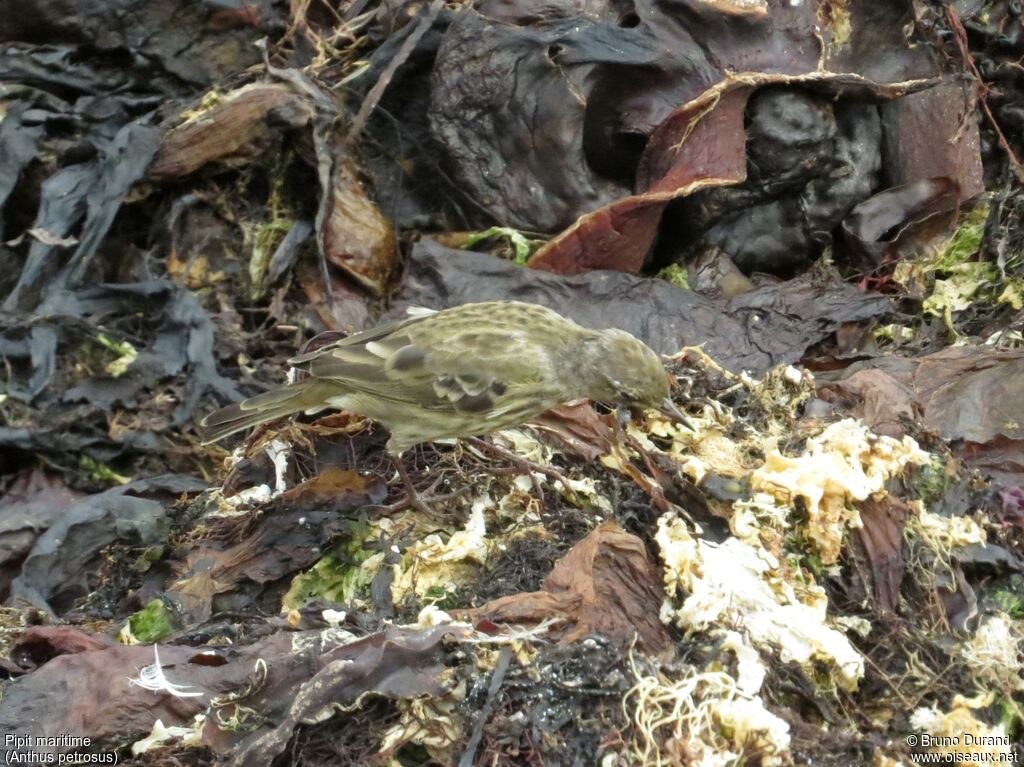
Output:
[287,314,424,367]
[293,303,573,415]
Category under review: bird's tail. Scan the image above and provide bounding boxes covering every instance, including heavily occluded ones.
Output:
[199,379,334,444]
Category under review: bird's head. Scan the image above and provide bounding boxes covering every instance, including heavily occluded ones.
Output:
[584,329,671,410]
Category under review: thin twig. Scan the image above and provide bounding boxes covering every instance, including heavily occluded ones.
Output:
[458,646,513,767]
[946,5,1024,183]
[345,0,444,146]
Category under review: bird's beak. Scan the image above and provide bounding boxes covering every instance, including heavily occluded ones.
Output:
[658,397,696,430]
[659,397,686,421]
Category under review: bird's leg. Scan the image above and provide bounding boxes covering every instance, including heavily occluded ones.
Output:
[392,453,433,515]
[382,452,469,516]
[465,436,575,501]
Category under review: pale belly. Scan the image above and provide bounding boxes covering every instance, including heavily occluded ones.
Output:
[327,392,556,454]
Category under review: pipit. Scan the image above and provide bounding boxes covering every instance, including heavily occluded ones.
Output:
[200,301,679,508]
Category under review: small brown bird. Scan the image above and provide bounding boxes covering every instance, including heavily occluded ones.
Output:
[200,300,676,503]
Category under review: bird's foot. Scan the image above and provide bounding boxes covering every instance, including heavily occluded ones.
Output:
[382,455,467,517]
[465,436,575,503]
[379,486,470,517]
[397,489,433,516]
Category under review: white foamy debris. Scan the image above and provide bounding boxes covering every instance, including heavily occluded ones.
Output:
[782,365,804,386]
[750,418,930,563]
[961,613,1024,692]
[562,476,614,512]
[391,502,490,600]
[321,608,347,627]
[222,483,274,508]
[912,500,988,549]
[492,427,552,464]
[720,630,766,696]
[415,604,455,627]
[729,492,790,542]
[656,513,865,690]
[713,696,791,757]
